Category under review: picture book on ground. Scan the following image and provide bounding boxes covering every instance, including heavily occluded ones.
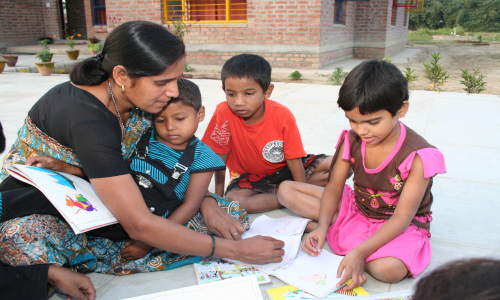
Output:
[123,276,264,300]
[265,249,371,298]
[266,282,369,300]
[193,258,271,285]
[224,215,310,271]
[6,164,118,234]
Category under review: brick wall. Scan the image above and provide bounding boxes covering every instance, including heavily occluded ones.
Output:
[0,0,56,47]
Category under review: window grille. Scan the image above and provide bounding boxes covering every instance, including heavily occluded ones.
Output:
[164,0,247,24]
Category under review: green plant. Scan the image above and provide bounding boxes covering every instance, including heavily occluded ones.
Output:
[382,55,392,63]
[327,67,349,85]
[64,29,81,50]
[289,71,302,80]
[36,39,53,62]
[167,12,193,40]
[184,62,195,72]
[423,53,450,91]
[476,35,484,44]
[88,43,104,54]
[460,69,486,94]
[404,66,418,85]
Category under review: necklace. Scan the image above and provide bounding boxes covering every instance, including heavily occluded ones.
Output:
[108,80,125,141]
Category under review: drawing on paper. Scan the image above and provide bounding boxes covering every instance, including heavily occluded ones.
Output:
[299,274,327,285]
[66,194,98,213]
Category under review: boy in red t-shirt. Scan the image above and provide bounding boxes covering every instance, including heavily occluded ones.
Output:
[202,54,332,216]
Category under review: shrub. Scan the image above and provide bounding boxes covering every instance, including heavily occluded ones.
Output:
[460,69,486,94]
[327,67,349,85]
[404,66,418,85]
[423,53,450,91]
[289,71,302,80]
[184,62,195,72]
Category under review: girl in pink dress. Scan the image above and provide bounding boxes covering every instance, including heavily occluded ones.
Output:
[278,60,446,290]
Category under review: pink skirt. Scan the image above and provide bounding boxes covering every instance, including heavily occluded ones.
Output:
[326,185,431,277]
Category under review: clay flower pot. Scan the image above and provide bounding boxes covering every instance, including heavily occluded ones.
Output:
[66,50,80,60]
[3,54,19,67]
[0,60,5,74]
[35,62,55,76]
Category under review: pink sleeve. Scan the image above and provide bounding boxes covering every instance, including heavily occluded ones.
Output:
[398,148,446,180]
[335,130,351,160]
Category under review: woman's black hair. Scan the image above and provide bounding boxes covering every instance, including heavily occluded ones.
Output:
[337,60,409,116]
[413,258,500,300]
[70,20,185,86]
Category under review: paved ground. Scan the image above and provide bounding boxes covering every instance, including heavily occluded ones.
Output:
[1,54,499,299]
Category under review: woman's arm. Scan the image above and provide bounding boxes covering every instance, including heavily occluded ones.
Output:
[167,171,213,226]
[336,154,429,289]
[286,158,306,183]
[26,156,87,178]
[90,174,284,263]
[214,153,228,197]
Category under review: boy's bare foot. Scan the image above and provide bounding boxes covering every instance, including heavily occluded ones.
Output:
[305,221,319,232]
[120,240,154,261]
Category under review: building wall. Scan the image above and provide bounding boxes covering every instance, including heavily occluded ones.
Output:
[0,0,61,48]
[66,0,87,39]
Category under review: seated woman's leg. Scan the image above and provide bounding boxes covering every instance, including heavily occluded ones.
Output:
[0,215,97,271]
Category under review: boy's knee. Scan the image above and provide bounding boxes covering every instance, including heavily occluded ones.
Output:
[366,258,408,283]
[277,180,294,205]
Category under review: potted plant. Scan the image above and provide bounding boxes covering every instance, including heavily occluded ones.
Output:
[88,36,100,44]
[65,31,81,60]
[88,43,104,55]
[0,54,5,74]
[35,39,55,76]
[3,54,19,67]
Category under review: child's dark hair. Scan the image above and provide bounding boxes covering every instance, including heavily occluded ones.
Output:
[221,54,272,92]
[166,78,202,112]
[337,60,409,116]
[71,20,185,86]
[413,258,500,300]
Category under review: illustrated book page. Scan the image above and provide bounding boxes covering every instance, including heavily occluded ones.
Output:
[193,258,271,285]
[6,164,118,234]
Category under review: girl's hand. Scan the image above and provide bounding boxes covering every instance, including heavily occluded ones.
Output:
[336,249,367,290]
[301,226,327,256]
[26,156,85,177]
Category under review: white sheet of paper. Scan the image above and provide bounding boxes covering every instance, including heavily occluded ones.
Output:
[123,276,263,300]
[225,215,309,271]
[268,249,345,298]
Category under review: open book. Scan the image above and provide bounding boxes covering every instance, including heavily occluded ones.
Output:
[193,258,271,285]
[224,215,310,271]
[6,164,118,234]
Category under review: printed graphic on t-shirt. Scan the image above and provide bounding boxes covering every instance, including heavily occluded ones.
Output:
[210,121,230,145]
[262,140,284,163]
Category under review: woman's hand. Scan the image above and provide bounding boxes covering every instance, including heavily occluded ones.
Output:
[336,249,367,291]
[235,236,285,265]
[301,226,328,256]
[26,156,86,178]
[200,196,245,240]
[47,265,96,300]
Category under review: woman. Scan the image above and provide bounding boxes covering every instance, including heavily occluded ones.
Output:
[0,21,284,277]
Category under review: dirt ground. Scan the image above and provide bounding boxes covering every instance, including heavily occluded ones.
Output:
[187,40,500,95]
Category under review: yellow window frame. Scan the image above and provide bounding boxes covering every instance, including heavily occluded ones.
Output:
[164,0,247,24]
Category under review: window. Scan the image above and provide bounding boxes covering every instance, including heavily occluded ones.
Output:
[93,0,106,25]
[391,0,398,26]
[334,0,345,25]
[164,0,247,24]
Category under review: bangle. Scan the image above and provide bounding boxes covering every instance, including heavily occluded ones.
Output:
[207,235,216,259]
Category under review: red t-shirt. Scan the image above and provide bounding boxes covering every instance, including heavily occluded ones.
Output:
[202,99,306,176]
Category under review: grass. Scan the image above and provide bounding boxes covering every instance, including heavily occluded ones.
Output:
[408,27,500,44]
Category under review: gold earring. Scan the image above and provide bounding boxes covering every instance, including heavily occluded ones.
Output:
[121,85,125,92]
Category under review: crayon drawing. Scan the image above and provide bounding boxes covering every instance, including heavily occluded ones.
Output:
[66,194,98,213]
[26,166,76,189]
[299,274,327,285]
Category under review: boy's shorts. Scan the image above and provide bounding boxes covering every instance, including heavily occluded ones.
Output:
[225,154,328,195]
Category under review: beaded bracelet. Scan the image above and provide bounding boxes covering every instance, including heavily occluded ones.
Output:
[208,235,216,259]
